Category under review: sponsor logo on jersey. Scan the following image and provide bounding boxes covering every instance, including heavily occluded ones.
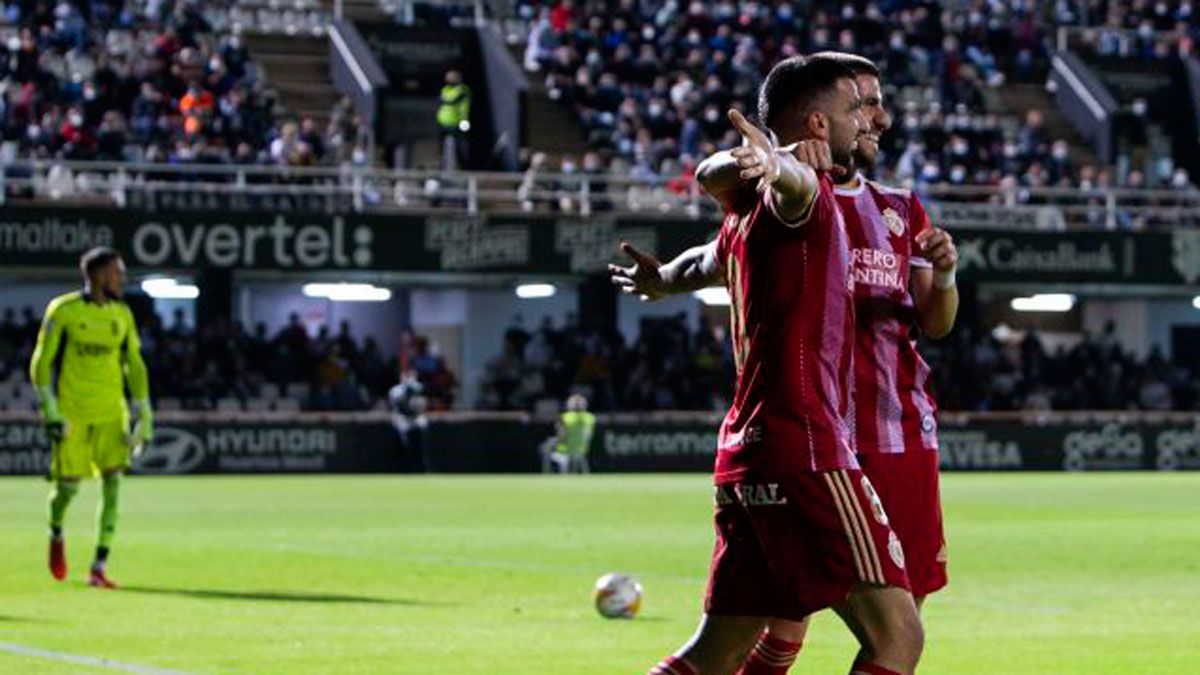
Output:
[714,482,789,507]
[882,208,905,236]
[851,248,905,291]
[73,342,114,357]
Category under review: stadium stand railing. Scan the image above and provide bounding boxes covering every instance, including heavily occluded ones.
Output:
[4,160,1200,230]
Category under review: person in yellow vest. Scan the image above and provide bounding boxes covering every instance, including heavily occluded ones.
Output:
[437,69,471,170]
[550,394,595,474]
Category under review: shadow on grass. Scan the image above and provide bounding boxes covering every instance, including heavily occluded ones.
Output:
[116,585,437,606]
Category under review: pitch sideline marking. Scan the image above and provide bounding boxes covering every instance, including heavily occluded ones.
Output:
[0,641,192,674]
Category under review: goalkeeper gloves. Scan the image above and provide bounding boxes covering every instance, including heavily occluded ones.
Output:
[36,385,65,444]
[129,399,154,456]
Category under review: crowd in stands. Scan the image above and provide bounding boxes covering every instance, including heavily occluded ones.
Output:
[514,0,1200,194]
[517,0,1051,182]
[2,301,1197,414]
[476,313,1200,413]
[0,306,457,412]
[478,312,732,411]
[925,322,1200,412]
[0,1,370,166]
[1068,0,1200,60]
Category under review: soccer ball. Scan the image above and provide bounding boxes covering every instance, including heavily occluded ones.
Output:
[593,573,643,619]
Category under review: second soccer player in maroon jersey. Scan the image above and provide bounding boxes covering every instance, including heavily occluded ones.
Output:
[613,53,958,675]
[628,57,924,675]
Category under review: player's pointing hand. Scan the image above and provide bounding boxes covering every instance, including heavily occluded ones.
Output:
[728,109,781,194]
[609,241,668,301]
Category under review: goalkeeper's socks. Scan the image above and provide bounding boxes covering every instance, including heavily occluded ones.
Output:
[93,546,109,571]
[48,481,79,530]
[97,473,121,549]
[737,631,802,674]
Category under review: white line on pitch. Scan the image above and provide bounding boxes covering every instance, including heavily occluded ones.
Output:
[0,642,192,674]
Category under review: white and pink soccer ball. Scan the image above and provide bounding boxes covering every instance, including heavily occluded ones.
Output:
[593,573,643,619]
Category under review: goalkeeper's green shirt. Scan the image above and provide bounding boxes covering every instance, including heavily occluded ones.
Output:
[29,291,149,423]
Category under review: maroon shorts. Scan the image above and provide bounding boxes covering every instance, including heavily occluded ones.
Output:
[858,450,948,598]
[705,469,910,621]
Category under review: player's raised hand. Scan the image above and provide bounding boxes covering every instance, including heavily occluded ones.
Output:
[728,109,780,194]
[916,227,958,272]
[789,140,847,178]
[609,241,668,301]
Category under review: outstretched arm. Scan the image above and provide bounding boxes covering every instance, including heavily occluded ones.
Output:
[696,151,747,212]
[727,110,826,224]
[609,240,723,301]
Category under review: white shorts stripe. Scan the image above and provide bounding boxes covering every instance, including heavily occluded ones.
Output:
[836,471,886,583]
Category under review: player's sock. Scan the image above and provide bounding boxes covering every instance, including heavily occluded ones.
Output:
[737,631,802,674]
[649,655,698,675]
[95,473,121,565]
[850,661,902,675]
[48,480,79,533]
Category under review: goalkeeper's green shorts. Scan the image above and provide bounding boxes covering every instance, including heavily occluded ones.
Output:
[52,416,130,479]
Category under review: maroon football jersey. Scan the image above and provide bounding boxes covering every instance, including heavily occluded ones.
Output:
[714,174,857,482]
[836,175,939,455]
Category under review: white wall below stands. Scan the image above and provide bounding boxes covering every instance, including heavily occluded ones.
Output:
[1082,298,1200,358]
[235,283,408,356]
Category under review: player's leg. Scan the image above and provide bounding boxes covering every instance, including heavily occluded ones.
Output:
[47,478,80,581]
[649,614,766,675]
[859,451,948,608]
[829,469,923,674]
[650,484,776,674]
[833,583,923,674]
[735,616,809,675]
[89,419,131,588]
[48,420,88,581]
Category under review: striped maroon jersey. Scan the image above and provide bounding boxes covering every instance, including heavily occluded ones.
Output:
[835,175,939,456]
[714,174,857,482]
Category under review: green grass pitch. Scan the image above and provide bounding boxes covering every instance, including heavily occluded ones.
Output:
[0,473,1198,674]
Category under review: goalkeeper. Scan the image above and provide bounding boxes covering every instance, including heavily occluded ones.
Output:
[29,247,153,589]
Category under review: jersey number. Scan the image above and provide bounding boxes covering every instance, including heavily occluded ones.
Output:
[727,257,749,374]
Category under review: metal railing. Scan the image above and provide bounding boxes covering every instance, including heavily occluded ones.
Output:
[4,160,1200,230]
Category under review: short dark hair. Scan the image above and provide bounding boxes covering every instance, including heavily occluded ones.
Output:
[80,247,121,278]
[807,51,880,78]
[758,56,857,136]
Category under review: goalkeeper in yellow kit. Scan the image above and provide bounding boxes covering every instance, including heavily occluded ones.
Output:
[29,247,153,589]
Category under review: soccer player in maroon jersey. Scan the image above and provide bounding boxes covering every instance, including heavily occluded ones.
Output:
[627,57,924,675]
[611,53,957,675]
